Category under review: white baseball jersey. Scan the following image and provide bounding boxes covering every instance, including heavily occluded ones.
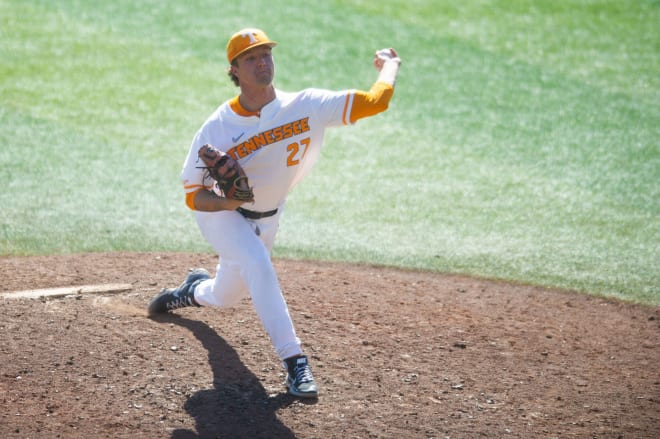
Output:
[182,80,394,210]
[183,88,358,212]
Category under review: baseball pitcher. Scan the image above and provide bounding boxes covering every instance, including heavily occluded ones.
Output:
[148,28,401,398]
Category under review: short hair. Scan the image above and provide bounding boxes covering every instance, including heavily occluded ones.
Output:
[227,60,239,86]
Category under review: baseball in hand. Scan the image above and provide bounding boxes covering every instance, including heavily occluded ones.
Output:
[374,48,400,70]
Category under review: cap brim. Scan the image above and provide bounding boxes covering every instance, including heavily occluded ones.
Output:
[231,41,277,63]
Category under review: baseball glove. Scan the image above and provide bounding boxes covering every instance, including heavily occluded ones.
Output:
[197,144,254,202]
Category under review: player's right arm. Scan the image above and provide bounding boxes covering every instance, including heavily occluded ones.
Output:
[343,48,402,124]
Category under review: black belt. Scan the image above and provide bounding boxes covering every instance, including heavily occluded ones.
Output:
[237,207,278,220]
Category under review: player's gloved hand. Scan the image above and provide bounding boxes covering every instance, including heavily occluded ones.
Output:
[197,144,255,203]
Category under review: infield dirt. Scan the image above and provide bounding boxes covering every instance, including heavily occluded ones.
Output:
[1,252,658,438]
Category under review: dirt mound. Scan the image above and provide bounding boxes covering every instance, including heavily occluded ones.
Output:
[1,252,658,438]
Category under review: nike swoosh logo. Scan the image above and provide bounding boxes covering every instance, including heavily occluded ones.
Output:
[232,132,245,143]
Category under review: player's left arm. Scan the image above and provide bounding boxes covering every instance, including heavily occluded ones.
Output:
[348,48,401,123]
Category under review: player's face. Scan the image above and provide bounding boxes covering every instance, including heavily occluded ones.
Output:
[233,46,274,87]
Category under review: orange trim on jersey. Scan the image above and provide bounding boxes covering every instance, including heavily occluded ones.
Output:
[341,93,353,125]
[183,183,209,191]
[348,81,394,124]
[229,96,261,117]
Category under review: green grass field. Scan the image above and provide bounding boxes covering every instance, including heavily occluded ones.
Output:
[1,0,658,305]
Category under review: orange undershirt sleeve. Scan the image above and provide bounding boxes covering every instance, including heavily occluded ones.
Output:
[185,189,201,210]
[348,81,394,124]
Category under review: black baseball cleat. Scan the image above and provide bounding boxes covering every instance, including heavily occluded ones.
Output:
[147,268,210,316]
[284,355,319,398]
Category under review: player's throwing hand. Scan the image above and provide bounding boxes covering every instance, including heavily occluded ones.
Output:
[374,48,401,70]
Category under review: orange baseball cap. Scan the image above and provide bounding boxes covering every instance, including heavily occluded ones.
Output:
[226,28,277,63]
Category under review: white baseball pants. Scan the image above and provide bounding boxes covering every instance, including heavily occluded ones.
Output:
[191,208,302,360]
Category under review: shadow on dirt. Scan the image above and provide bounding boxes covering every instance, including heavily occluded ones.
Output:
[151,314,305,439]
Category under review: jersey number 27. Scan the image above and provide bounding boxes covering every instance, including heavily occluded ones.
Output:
[286,137,311,167]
